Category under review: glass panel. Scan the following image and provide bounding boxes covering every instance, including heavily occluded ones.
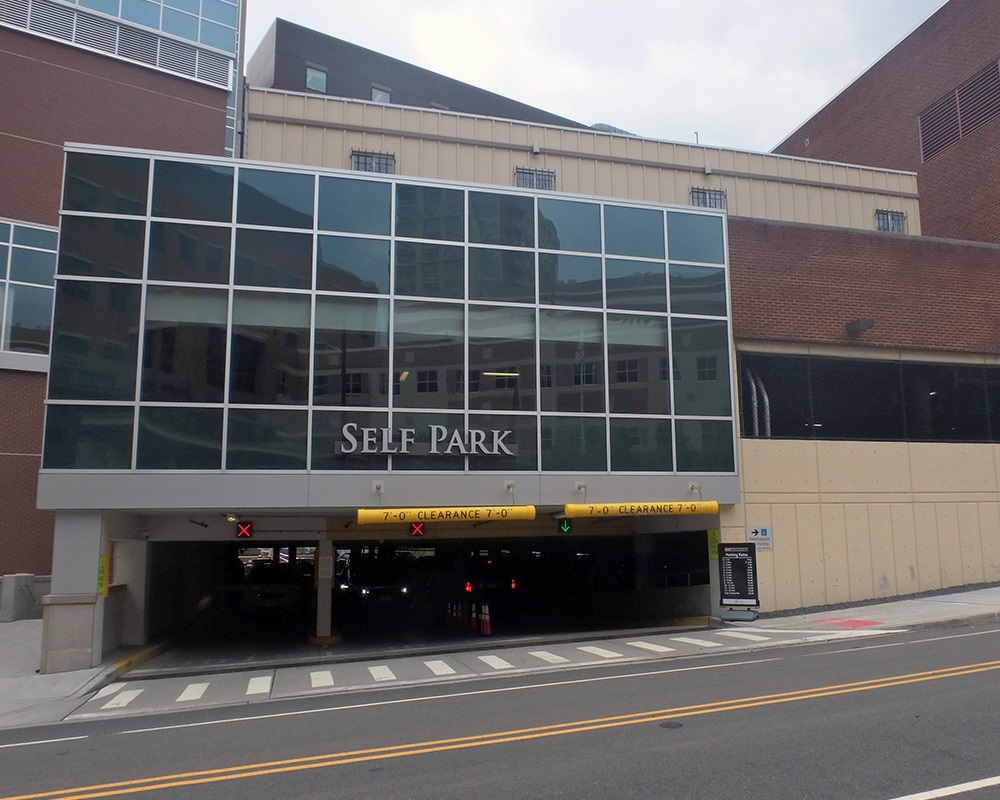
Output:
[43,405,133,469]
[538,253,602,308]
[237,168,314,229]
[395,185,463,242]
[539,310,604,413]
[226,408,307,469]
[314,296,388,408]
[902,363,989,442]
[199,19,237,53]
[305,66,327,93]
[469,192,534,247]
[0,222,9,242]
[667,212,725,264]
[152,161,234,222]
[48,281,140,400]
[148,222,231,283]
[5,284,53,354]
[537,198,600,253]
[468,413,537,471]
[230,292,311,404]
[120,0,160,30]
[142,286,228,402]
[389,411,465,470]
[605,258,666,311]
[79,0,119,15]
[604,205,664,258]
[58,216,145,279]
[312,410,389,470]
[610,418,673,471]
[468,305,535,411]
[137,407,223,469]
[809,358,904,440]
[671,318,731,416]
[9,248,56,285]
[540,416,607,471]
[201,0,237,26]
[669,264,727,316]
[234,229,312,289]
[163,0,197,12]
[63,152,148,214]
[469,249,534,303]
[161,7,198,39]
[394,242,464,298]
[393,301,464,410]
[675,419,734,472]
[737,353,814,439]
[0,245,6,280]
[318,177,390,235]
[607,314,670,414]
[316,236,389,293]
[12,226,58,249]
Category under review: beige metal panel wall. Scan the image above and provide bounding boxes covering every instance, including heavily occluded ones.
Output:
[723,439,1000,612]
[246,90,921,234]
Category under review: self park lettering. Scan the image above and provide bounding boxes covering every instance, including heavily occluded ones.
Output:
[339,424,516,456]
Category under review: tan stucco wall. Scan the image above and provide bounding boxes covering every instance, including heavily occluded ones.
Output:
[723,439,1000,612]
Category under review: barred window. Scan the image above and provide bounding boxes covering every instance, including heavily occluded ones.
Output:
[515,167,556,191]
[876,209,906,234]
[351,151,395,174]
[691,187,726,210]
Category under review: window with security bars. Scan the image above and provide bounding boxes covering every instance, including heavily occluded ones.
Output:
[875,209,906,234]
[514,167,556,191]
[691,187,726,210]
[351,151,395,174]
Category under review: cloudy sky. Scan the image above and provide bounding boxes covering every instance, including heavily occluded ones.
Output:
[243,1,948,153]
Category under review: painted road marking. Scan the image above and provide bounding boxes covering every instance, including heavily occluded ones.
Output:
[579,646,623,659]
[310,670,335,688]
[715,631,771,642]
[886,773,1000,799]
[425,660,456,676]
[246,676,272,695]
[102,689,143,709]
[93,684,124,700]
[626,641,676,653]
[368,666,396,682]
[529,650,570,664]
[478,655,515,670]
[175,683,209,702]
[672,636,723,648]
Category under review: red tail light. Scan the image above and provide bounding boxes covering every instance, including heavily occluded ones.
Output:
[464,581,473,593]
[510,579,516,589]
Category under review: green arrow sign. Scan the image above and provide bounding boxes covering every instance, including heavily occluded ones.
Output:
[559,519,571,533]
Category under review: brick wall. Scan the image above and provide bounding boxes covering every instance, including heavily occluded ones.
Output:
[729,217,1000,353]
[0,371,54,575]
[0,27,228,226]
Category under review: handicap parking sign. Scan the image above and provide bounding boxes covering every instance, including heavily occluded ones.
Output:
[746,527,772,551]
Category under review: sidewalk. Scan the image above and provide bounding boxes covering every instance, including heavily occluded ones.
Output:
[3,585,1000,731]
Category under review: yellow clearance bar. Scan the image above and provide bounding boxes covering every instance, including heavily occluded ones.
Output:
[357,506,537,525]
[564,500,719,519]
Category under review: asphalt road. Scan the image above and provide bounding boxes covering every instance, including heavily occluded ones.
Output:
[3,624,1000,800]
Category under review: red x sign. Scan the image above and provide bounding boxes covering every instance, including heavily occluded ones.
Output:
[410,522,424,536]
[236,522,252,538]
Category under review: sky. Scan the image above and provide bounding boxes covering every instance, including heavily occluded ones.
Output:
[242,1,949,154]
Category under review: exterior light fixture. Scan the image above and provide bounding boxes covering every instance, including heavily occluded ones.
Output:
[226,513,238,523]
[845,317,876,334]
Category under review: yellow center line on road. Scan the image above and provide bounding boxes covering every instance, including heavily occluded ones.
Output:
[7,658,1000,800]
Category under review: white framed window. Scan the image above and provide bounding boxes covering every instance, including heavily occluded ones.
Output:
[305,66,327,93]
[371,85,391,103]
[876,209,906,234]
[515,167,556,191]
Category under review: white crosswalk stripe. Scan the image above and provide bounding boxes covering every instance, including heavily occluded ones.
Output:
[425,660,457,676]
[368,665,396,681]
[626,641,676,653]
[578,645,623,659]
[715,631,771,642]
[102,689,143,709]
[478,655,514,670]
[175,682,209,702]
[310,670,335,688]
[671,636,723,648]
[529,650,570,664]
[246,676,272,695]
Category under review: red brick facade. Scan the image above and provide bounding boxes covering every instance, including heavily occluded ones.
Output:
[772,0,1000,244]
[0,27,228,226]
[729,217,1000,353]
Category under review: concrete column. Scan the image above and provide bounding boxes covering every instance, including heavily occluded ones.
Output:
[311,539,338,643]
[113,539,149,646]
[40,511,106,673]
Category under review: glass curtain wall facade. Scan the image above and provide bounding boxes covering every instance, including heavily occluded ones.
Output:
[0,218,57,357]
[43,147,735,476]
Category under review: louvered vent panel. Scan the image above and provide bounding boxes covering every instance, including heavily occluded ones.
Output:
[957,61,1000,137]
[196,51,231,87]
[159,37,197,75]
[74,13,117,54]
[0,0,30,27]
[919,92,960,162]
[117,25,157,67]
[29,0,73,41]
